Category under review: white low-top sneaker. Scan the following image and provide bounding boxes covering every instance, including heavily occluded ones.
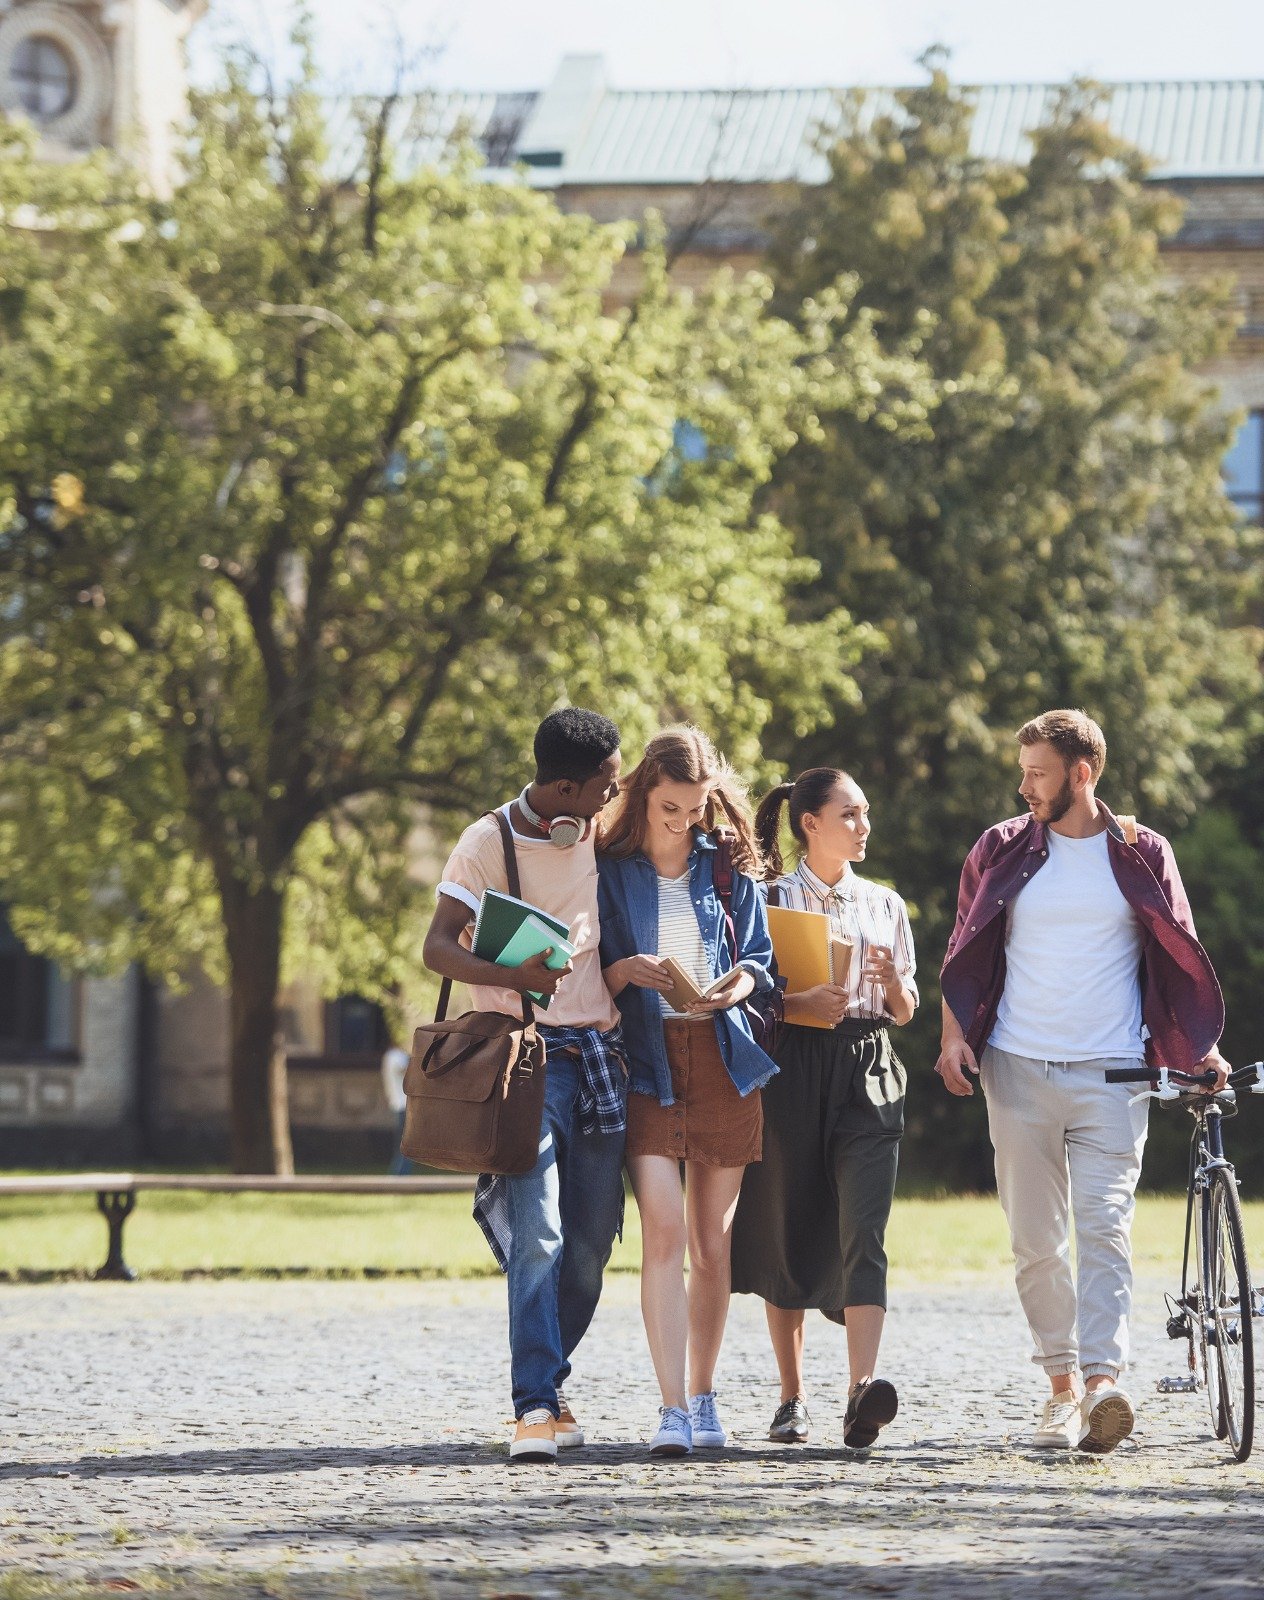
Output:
[649,1405,693,1457]
[1031,1393,1081,1450]
[1078,1387,1135,1455]
[689,1391,727,1448]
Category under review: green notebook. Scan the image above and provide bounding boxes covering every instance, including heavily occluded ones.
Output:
[472,890,574,1009]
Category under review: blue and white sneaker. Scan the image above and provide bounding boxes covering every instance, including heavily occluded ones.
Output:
[689,1391,727,1448]
[649,1405,693,1457]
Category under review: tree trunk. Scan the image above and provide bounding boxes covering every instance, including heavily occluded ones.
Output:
[224,883,293,1174]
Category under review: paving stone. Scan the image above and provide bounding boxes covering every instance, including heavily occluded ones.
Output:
[0,1270,1259,1597]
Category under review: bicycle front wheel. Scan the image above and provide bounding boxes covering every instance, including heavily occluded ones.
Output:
[1207,1168,1255,1462]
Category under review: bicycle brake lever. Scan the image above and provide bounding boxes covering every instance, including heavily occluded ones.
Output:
[1153,1067,1180,1102]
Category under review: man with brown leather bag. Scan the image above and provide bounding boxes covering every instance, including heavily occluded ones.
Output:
[422,708,625,1463]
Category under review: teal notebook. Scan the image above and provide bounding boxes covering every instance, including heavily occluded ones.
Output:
[496,916,577,1005]
[472,890,574,1009]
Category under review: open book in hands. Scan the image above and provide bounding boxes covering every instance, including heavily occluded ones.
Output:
[659,958,745,1013]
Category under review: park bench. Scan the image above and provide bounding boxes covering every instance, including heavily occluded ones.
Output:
[0,1171,478,1282]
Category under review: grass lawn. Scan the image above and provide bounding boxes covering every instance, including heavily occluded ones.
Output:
[1,1186,1261,1283]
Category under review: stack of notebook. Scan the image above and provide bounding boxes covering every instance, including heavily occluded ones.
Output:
[472,890,576,1007]
[766,906,854,1030]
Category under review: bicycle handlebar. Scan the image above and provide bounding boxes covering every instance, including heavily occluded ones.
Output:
[1104,1062,1263,1092]
[1104,1066,1217,1086]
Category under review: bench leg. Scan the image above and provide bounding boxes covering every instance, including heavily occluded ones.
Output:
[94,1190,137,1282]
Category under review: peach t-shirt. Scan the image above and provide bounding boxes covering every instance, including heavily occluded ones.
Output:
[436,806,619,1032]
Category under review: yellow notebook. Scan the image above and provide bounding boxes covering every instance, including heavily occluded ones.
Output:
[767,905,834,1030]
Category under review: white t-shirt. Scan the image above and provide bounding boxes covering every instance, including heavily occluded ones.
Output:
[990,829,1144,1061]
[381,1045,410,1114]
[656,870,710,1019]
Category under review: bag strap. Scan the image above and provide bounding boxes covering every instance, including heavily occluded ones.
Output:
[433,808,533,1027]
[493,809,534,1027]
[1117,813,1139,846]
[767,882,781,908]
[493,808,524,898]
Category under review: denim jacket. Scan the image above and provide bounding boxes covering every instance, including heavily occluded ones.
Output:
[597,833,778,1104]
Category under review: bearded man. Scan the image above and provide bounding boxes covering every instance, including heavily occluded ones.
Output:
[937,710,1227,1453]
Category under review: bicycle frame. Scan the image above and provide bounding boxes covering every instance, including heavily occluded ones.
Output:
[1178,1099,1234,1327]
[1114,1059,1260,1458]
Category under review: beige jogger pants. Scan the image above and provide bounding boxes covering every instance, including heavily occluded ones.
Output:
[981,1045,1150,1379]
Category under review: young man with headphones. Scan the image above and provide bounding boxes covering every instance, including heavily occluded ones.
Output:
[423,708,625,1463]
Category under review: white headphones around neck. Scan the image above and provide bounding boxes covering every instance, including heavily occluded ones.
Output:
[518,788,590,849]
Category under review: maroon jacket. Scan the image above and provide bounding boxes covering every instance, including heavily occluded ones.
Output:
[940,804,1224,1070]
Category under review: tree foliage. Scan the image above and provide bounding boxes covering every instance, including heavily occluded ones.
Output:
[765,58,1263,1184]
[0,41,920,1168]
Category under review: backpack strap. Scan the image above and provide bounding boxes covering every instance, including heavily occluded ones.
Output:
[766,882,781,908]
[713,834,739,967]
[1116,814,1139,846]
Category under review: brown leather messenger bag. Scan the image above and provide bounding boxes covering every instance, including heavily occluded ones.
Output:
[400,811,547,1175]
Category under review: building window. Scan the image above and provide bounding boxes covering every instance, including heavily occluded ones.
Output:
[324,995,389,1058]
[0,908,77,1061]
[1224,411,1264,524]
[11,35,76,121]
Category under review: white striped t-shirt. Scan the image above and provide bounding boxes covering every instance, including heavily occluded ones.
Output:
[656,871,710,1018]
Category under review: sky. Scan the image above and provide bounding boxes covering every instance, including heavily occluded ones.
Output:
[191,0,1264,93]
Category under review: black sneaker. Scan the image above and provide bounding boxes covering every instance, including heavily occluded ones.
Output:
[768,1397,810,1444]
[842,1378,898,1449]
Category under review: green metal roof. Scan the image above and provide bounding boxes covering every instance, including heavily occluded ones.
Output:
[338,61,1264,184]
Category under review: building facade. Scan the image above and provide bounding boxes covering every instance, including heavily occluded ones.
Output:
[2,31,1262,1161]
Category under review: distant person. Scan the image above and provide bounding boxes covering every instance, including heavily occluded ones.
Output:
[381,1043,413,1176]
[731,768,917,1452]
[937,709,1228,1454]
[598,727,777,1458]
[422,708,624,1464]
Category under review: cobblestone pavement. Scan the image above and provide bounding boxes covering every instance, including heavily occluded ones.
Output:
[1,1271,1261,1599]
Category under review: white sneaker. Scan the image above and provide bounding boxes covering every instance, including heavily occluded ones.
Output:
[1031,1393,1081,1450]
[649,1405,693,1457]
[688,1391,727,1448]
[1077,1387,1135,1455]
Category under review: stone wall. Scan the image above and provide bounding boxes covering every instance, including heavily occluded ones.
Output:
[0,970,140,1163]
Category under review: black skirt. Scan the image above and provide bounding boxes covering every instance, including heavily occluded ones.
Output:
[729,1019,905,1315]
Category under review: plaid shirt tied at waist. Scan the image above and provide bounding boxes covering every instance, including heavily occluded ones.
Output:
[473,1022,627,1271]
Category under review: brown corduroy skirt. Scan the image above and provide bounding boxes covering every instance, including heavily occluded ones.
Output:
[625,1016,763,1167]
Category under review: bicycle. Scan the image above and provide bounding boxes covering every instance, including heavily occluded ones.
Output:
[1105,1061,1264,1462]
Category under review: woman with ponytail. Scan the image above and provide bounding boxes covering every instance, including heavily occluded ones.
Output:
[597,727,777,1458]
[731,768,918,1451]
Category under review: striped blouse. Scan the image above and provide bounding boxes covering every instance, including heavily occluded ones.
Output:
[656,870,711,1018]
[773,862,919,1021]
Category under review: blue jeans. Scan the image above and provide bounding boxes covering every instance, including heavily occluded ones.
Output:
[505,1048,626,1419]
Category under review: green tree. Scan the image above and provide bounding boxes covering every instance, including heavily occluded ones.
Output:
[0,44,918,1171]
[765,57,1262,1183]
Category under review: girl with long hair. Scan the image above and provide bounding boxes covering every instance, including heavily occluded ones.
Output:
[730,767,917,1451]
[598,726,777,1458]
